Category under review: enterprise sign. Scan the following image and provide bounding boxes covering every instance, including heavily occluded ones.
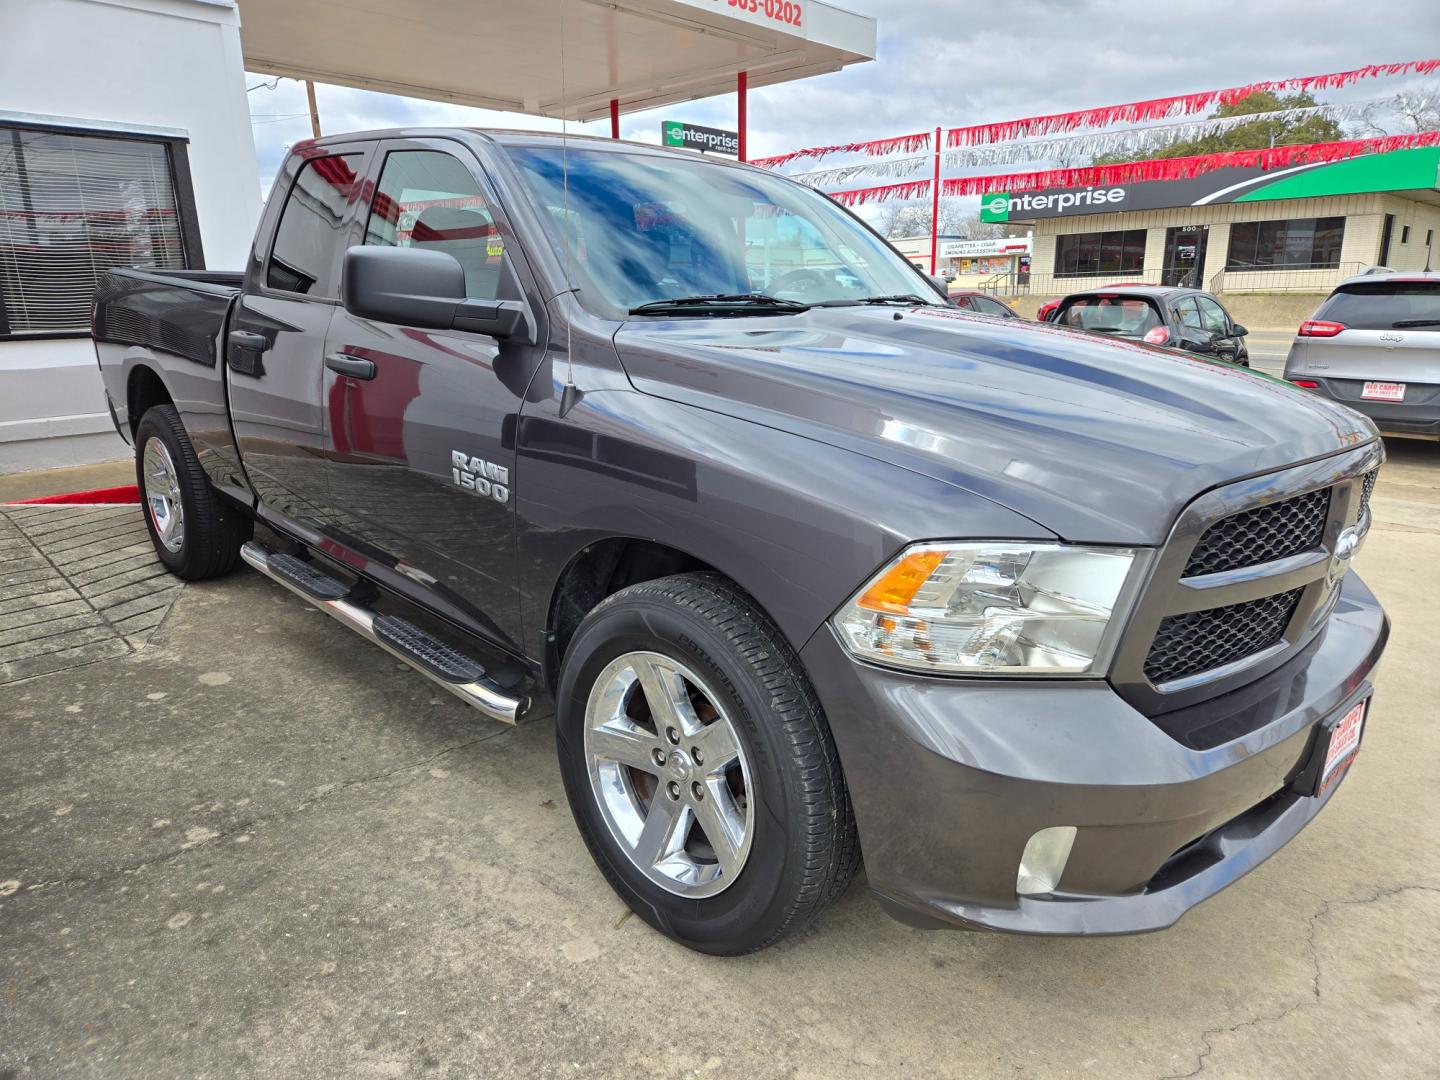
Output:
[982,146,1440,221]
[980,189,1125,222]
[662,120,740,156]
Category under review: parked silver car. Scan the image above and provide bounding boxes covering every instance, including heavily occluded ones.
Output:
[1285,271,1440,440]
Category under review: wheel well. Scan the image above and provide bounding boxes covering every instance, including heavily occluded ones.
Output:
[127,366,172,438]
[544,537,720,690]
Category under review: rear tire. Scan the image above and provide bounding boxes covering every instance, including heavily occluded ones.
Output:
[135,404,251,580]
[555,573,860,955]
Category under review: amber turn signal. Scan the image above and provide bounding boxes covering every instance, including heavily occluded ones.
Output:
[856,549,945,614]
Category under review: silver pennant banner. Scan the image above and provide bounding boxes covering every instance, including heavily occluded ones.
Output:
[781,97,1401,188]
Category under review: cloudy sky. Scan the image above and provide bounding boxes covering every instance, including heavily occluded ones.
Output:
[244,0,1440,204]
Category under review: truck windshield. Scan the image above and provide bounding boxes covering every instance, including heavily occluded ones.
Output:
[505,145,940,317]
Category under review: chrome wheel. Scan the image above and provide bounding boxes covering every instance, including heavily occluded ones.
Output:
[584,651,754,898]
[142,438,185,553]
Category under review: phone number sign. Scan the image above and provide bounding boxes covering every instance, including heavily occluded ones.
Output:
[699,0,808,35]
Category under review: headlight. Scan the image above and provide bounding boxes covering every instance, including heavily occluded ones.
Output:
[833,542,1147,676]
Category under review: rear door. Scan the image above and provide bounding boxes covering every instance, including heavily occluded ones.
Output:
[227,145,372,526]
[321,137,541,652]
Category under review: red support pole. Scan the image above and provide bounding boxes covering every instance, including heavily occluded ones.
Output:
[737,71,748,162]
[610,98,620,139]
[929,126,941,275]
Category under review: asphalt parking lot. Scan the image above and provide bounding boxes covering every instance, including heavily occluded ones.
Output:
[3,440,1439,1079]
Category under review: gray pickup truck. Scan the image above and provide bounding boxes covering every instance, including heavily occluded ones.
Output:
[93,128,1388,955]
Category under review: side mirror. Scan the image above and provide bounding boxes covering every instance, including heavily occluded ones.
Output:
[928,274,949,296]
[341,246,531,342]
[1231,323,1249,337]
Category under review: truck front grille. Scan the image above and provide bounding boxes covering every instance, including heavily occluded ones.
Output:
[1182,487,1329,577]
[1359,469,1377,520]
[1111,445,1382,722]
[1143,589,1303,685]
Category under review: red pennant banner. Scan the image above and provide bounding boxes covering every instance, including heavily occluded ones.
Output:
[827,179,932,206]
[825,132,1440,205]
[946,58,1440,147]
[939,132,1440,195]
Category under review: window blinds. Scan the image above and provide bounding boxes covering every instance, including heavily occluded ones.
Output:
[0,128,187,335]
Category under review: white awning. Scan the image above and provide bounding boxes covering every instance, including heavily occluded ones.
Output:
[237,0,875,121]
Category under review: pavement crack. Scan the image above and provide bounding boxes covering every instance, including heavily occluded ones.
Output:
[1158,884,1440,1080]
[3,726,515,904]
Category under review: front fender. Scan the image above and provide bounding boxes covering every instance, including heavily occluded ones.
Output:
[514,381,1055,663]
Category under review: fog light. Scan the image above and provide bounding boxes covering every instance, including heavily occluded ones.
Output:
[1016,826,1077,896]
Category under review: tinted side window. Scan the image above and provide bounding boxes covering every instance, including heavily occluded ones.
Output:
[1175,297,1204,330]
[267,154,361,297]
[1196,296,1229,334]
[366,150,502,300]
[972,296,1013,317]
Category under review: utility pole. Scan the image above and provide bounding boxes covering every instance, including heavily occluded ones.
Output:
[305,80,322,139]
[929,126,941,275]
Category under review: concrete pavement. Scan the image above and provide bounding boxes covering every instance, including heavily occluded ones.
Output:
[1244,328,1298,377]
[2,441,1438,1079]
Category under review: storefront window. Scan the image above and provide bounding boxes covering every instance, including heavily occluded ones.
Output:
[1055,230,1145,277]
[1225,217,1344,271]
[0,125,196,336]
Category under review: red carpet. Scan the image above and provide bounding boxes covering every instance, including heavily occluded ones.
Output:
[8,484,141,506]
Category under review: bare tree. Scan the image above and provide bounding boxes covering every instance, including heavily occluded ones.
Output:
[1351,90,1440,137]
[875,200,1015,240]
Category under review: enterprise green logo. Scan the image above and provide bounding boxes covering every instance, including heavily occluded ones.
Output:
[979,193,1011,223]
[662,121,685,148]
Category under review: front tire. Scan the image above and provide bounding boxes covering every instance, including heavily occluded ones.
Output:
[135,404,251,580]
[555,574,859,955]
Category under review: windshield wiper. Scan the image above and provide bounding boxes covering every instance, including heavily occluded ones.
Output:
[811,293,938,308]
[629,293,809,315]
[1392,318,1440,328]
[851,294,934,306]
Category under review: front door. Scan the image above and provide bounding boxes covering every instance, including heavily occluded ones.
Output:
[1162,226,1208,288]
[1195,294,1242,361]
[227,147,370,528]
[322,138,539,652]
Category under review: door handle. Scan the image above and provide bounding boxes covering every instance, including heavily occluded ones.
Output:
[226,330,269,377]
[228,330,268,351]
[325,352,377,380]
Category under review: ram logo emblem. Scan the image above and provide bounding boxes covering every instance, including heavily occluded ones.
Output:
[451,451,510,504]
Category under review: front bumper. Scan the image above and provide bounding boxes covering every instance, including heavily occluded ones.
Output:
[801,570,1388,935]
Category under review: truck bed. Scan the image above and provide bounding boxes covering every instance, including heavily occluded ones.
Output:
[93,267,241,371]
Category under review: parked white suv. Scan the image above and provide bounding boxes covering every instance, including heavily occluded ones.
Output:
[1285,271,1440,440]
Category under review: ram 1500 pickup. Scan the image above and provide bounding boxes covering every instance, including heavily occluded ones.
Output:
[93,129,1388,955]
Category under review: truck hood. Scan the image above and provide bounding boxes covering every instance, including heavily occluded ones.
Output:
[613,306,1377,544]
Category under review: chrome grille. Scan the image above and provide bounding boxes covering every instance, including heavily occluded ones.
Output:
[1112,444,1384,721]
[1144,589,1302,685]
[1359,469,1377,520]
[1182,487,1329,577]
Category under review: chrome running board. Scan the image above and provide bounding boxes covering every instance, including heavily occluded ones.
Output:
[240,541,528,725]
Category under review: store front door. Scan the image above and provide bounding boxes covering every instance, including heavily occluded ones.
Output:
[1162,226,1208,288]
